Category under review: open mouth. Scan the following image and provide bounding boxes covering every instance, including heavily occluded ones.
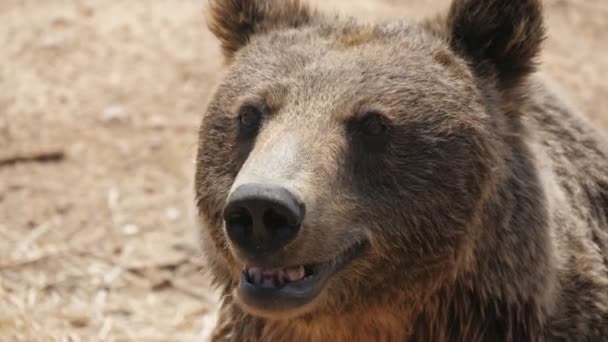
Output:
[236,239,369,314]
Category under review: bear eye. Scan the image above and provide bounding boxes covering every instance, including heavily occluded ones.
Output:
[359,112,389,136]
[347,111,391,156]
[238,105,263,131]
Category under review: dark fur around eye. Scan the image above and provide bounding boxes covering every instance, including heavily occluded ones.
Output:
[360,112,389,136]
[237,104,264,138]
[347,111,391,152]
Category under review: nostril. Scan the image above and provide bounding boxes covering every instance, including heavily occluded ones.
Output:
[223,183,305,255]
[225,209,253,242]
[263,208,288,229]
[263,208,298,242]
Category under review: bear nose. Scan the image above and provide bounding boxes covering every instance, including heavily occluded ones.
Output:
[223,183,305,257]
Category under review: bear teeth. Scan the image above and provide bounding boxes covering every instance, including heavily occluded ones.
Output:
[285,266,305,282]
[245,266,305,287]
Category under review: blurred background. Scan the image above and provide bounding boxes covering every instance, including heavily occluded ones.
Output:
[0,0,606,340]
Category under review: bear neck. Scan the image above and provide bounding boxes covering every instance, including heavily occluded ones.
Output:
[406,112,555,341]
[212,297,414,341]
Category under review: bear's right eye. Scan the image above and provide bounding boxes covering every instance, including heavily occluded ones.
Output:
[238,105,263,133]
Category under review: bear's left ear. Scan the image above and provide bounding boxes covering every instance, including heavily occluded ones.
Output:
[207,0,318,62]
[447,0,545,90]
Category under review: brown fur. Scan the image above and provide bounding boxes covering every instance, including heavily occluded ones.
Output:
[196,0,608,340]
[207,0,318,62]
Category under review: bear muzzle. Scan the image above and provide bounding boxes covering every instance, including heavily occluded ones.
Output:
[223,182,305,260]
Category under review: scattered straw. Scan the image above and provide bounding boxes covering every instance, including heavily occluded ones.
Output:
[0,148,65,167]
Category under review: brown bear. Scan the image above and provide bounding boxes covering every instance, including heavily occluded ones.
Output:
[194,0,608,340]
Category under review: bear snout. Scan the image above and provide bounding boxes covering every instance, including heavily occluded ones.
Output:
[223,183,306,261]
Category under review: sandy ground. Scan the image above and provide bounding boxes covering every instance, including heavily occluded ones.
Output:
[0,0,606,340]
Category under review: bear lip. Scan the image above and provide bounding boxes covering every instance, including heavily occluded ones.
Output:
[236,239,369,315]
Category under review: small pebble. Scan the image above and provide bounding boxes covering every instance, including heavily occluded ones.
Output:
[100,105,128,123]
[122,224,139,236]
[166,207,180,221]
[148,136,163,149]
[39,35,67,49]
[107,188,120,208]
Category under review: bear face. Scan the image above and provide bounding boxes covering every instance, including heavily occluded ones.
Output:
[196,0,544,322]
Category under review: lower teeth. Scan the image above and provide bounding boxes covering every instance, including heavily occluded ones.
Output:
[245,265,308,287]
[285,266,305,282]
[261,277,275,288]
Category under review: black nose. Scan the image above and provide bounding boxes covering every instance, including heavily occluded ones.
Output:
[223,183,305,257]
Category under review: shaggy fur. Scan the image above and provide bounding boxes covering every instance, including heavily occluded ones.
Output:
[195,0,608,340]
[207,0,318,62]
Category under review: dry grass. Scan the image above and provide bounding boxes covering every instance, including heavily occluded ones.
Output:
[0,0,606,340]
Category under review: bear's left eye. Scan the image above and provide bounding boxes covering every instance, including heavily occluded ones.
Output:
[359,112,389,136]
[347,111,391,153]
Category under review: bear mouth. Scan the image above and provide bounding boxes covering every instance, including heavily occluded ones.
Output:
[236,239,369,315]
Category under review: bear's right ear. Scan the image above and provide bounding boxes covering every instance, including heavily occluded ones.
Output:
[207,0,318,62]
[446,0,545,90]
